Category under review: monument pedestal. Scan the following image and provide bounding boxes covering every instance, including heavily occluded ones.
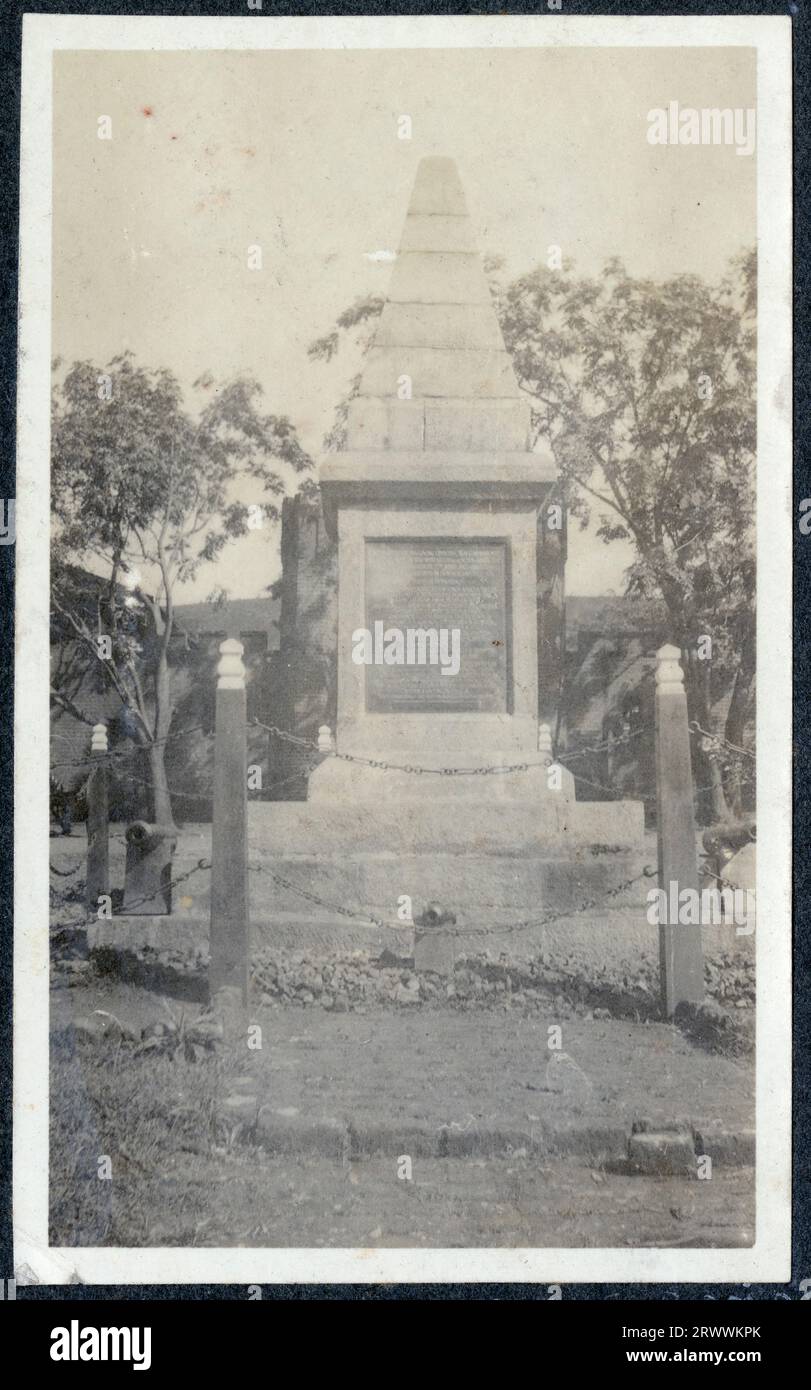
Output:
[248,796,646,952]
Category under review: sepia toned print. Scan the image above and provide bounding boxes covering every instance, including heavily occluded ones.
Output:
[14,14,791,1286]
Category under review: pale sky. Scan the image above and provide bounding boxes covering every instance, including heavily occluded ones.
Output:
[52,45,756,601]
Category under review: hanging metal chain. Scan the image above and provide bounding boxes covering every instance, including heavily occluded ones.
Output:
[252,865,390,931]
[49,860,83,878]
[250,717,646,777]
[335,753,538,776]
[553,727,645,761]
[50,858,213,934]
[688,721,756,760]
[249,860,657,939]
[49,723,210,772]
[252,721,315,748]
[702,866,757,900]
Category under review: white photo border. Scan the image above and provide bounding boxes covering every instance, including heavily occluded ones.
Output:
[14,11,792,1285]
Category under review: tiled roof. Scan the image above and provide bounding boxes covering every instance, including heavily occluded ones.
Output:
[174,596,281,645]
[566,595,667,638]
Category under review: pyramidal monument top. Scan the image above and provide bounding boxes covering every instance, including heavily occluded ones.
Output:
[344,156,530,454]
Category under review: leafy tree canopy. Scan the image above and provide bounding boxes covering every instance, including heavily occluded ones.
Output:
[51,352,312,822]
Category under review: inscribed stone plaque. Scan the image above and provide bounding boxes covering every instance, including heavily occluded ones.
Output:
[364,538,510,713]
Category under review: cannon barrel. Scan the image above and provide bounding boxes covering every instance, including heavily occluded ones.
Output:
[702,819,755,862]
[417,901,457,928]
[125,821,177,854]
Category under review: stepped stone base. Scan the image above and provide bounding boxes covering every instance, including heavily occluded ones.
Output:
[253,795,643,854]
[243,796,647,934]
[86,793,649,959]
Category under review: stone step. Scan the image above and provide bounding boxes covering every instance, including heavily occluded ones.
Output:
[168,843,648,924]
[246,852,647,921]
[248,799,644,857]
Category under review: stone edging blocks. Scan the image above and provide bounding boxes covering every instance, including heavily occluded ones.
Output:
[216,1090,754,1173]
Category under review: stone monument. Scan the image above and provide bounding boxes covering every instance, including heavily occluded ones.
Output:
[251,158,644,947]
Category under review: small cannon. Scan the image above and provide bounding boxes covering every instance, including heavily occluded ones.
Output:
[414,901,458,977]
[417,902,457,930]
[122,821,178,915]
[701,819,755,886]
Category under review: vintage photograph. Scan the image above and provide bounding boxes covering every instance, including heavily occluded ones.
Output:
[13,14,792,1285]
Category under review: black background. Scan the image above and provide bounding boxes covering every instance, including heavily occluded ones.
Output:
[0,0,806,1323]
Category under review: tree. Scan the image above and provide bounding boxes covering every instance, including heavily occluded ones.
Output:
[51,352,312,825]
[496,250,755,818]
[308,294,384,449]
[311,252,756,818]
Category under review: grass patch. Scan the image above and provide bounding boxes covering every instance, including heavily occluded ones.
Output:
[50,1028,250,1246]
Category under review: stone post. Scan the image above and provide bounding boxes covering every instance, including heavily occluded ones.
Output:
[85,722,109,915]
[210,638,250,1017]
[655,644,704,1016]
